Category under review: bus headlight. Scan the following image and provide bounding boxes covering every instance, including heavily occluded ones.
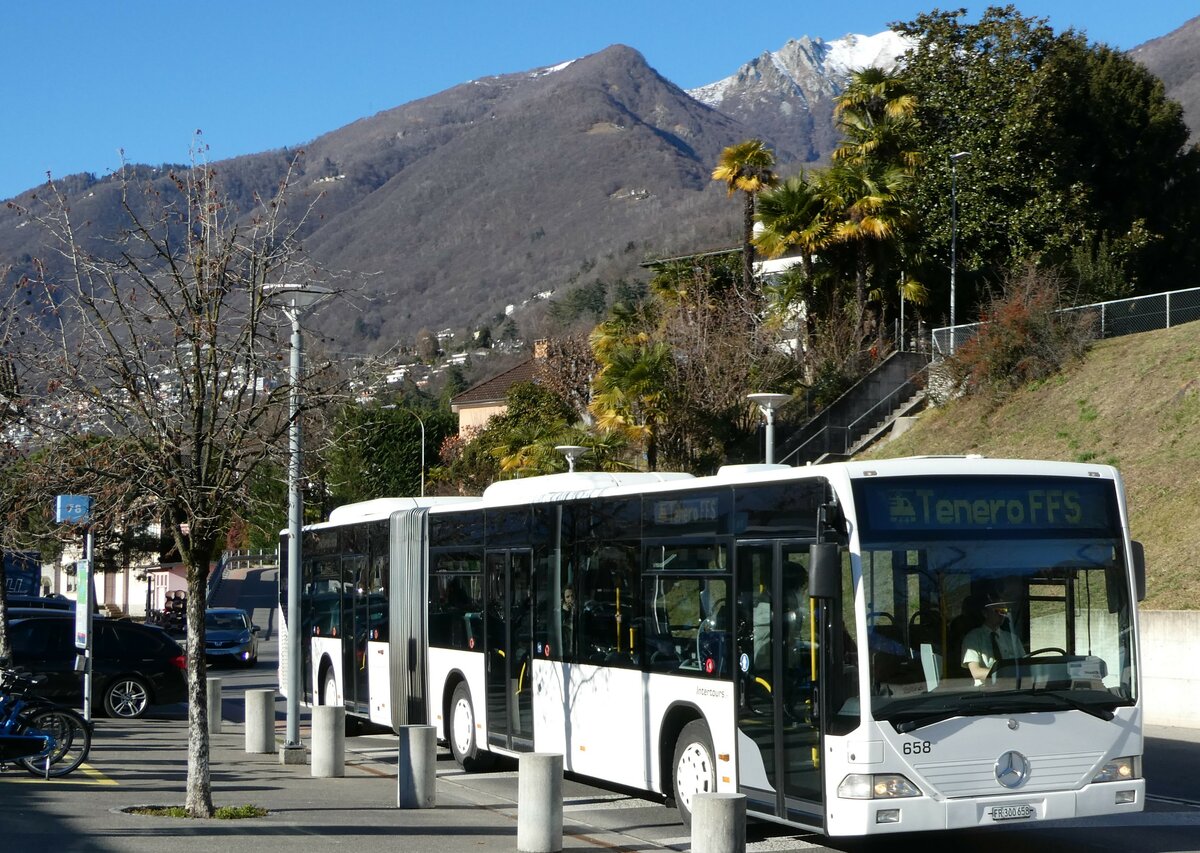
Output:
[1093,756,1140,783]
[838,773,921,799]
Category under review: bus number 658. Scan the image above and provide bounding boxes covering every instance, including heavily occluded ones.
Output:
[903,741,932,755]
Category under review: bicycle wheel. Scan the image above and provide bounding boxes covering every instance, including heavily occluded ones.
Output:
[16,708,92,778]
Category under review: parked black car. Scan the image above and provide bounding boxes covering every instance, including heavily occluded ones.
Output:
[3,594,74,611]
[6,612,187,718]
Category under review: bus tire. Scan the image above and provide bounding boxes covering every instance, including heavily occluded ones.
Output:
[672,719,716,829]
[448,682,491,771]
[321,667,338,706]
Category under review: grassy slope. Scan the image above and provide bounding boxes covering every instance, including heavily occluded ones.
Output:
[862,323,1200,610]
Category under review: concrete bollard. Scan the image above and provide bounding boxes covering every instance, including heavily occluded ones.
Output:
[691,792,747,853]
[396,724,437,808]
[206,678,223,734]
[311,705,345,777]
[517,752,563,853]
[244,688,277,754]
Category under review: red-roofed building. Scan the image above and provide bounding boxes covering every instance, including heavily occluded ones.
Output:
[449,341,548,435]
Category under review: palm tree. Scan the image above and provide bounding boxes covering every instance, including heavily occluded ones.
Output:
[753,172,833,279]
[823,67,922,343]
[712,139,778,296]
[833,67,921,170]
[821,158,913,334]
[588,328,674,471]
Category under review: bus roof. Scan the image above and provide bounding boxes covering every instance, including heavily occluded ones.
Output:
[479,471,695,506]
[469,457,1121,508]
[314,456,1121,527]
[326,496,481,525]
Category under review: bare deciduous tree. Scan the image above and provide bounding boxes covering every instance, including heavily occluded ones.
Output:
[6,143,346,816]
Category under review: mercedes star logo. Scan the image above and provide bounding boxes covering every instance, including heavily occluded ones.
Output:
[995,750,1031,788]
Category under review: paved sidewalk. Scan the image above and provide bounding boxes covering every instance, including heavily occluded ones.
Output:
[0,715,683,853]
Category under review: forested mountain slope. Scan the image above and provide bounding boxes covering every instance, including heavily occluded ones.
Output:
[864,323,1200,611]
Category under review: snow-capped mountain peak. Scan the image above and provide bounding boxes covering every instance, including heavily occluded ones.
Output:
[688,30,911,109]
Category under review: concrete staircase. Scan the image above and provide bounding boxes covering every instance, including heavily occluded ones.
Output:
[778,350,931,465]
[843,390,926,457]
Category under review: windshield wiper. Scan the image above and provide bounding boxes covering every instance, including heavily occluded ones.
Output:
[1026,689,1116,721]
[891,693,1026,733]
[894,711,960,733]
[891,690,1116,733]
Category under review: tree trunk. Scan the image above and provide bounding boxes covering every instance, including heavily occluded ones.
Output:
[742,191,756,296]
[184,551,214,817]
[855,249,868,341]
[0,562,10,661]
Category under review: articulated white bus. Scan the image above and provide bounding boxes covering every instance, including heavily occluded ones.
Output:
[279,456,1145,835]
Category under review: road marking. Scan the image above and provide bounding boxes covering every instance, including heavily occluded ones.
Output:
[0,762,117,785]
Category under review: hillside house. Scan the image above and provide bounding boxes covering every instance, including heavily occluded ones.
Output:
[450,340,548,435]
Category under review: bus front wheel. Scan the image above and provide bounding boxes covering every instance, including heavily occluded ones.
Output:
[449,682,491,771]
[672,719,715,829]
[321,667,338,706]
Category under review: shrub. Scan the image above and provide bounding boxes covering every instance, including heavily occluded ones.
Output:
[946,266,1097,402]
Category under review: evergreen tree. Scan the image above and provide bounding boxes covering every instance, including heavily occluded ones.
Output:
[893,5,1200,315]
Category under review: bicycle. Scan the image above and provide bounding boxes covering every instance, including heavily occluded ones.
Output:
[0,663,92,778]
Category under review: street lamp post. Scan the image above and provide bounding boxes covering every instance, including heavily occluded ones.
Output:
[949,151,971,354]
[747,393,791,464]
[409,410,426,497]
[555,445,588,473]
[382,405,426,497]
[264,282,330,761]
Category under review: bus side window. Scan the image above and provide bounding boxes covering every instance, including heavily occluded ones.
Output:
[430,572,481,650]
[645,575,728,674]
[578,543,639,666]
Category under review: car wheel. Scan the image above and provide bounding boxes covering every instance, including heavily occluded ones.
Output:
[104,676,152,719]
[672,719,715,829]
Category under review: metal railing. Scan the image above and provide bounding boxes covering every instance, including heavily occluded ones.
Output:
[777,354,930,466]
[931,285,1200,356]
[841,377,926,453]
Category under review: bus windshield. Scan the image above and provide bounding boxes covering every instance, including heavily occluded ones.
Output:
[851,474,1136,731]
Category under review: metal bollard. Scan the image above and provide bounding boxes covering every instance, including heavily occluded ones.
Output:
[206,678,223,734]
[244,688,276,754]
[517,752,563,853]
[691,792,747,853]
[396,724,437,808]
[311,705,345,777]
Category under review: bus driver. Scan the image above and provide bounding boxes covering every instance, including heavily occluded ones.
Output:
[961,595,1026,685]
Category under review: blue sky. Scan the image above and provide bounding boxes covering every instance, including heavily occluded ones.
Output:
[1,1,1195,200]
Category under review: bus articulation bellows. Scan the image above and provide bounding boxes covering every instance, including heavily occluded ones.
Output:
[278,456,1145,835]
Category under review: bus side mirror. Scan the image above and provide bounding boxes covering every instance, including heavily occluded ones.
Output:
[809,542,841,600]
[1131,540,1146,602]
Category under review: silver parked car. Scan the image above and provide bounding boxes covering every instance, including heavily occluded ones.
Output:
[204,608,260,667]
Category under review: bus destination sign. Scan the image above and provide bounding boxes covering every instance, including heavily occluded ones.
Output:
[854,476,1118,539]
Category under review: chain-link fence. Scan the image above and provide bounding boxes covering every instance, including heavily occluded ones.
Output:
[930,285,1200,357]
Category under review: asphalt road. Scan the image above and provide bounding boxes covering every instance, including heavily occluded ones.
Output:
[6,626,1194,853]
[212,634,1200,853]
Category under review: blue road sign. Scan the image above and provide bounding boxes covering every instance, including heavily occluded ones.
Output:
[55,495,92,524]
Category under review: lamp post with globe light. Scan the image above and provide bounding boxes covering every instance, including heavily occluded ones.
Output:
[747,393,791,464]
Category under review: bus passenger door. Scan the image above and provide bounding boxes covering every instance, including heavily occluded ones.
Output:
[343,555,369,713]
[485,550,534,751]
[735,542,823,823]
